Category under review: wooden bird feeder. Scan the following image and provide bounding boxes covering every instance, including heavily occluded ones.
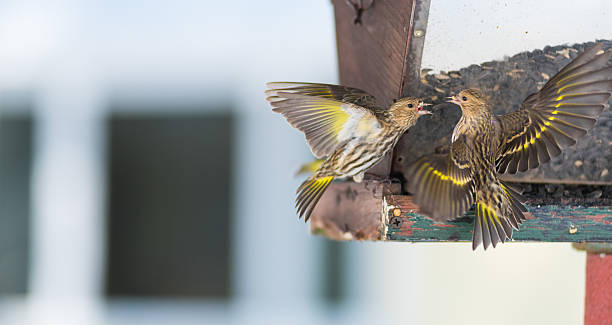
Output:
[312,1,612,323]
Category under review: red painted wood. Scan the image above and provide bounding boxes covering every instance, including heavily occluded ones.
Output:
[585,253,612,325]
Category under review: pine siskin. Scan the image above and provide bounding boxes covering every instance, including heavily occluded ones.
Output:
[266,82,431,221]
[406,43,612,250]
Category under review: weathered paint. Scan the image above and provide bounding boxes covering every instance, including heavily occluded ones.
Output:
[584,253,612,325]
[385,196,612,242]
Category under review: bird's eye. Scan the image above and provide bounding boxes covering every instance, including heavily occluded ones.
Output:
[407,104,413,108]
[462,96,468,101]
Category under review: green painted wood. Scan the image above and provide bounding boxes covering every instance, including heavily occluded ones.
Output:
[386,204,612,242]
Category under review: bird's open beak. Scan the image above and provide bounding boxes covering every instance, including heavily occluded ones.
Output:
[446,95,461,105]
[417,101,432,115]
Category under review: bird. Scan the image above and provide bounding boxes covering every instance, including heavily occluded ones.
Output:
[405,43,612,250]
[266,82,431,221]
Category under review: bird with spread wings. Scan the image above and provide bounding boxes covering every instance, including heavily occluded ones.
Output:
[406,43,612,250]
[267,82,431,221]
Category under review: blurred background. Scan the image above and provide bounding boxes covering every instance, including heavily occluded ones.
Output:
[0,1,610,324]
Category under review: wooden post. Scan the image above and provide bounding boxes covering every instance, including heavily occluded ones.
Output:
[574,243,612,325]
[333,0,430,177]
[309,0,431,234]
[585,253,611,325]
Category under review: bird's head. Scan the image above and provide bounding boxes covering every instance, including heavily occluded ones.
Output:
[388,97,431,127]
[447,88,491,116]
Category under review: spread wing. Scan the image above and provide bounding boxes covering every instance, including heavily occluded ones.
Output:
[266,84,382,159]
[265,82,378,108]
[496,43,612,173]
[405,137,475,221]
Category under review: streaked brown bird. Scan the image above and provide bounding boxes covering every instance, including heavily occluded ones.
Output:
[406,43,612,250]
[266,82,431,221]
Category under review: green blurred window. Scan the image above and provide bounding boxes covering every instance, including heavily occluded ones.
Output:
[105,112,233,298]
[0,114,33,294]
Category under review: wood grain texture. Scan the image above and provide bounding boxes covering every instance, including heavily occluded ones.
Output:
[384,195,612,242]
[333,0,415,108]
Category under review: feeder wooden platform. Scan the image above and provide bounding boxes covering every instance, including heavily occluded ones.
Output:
[310,182,612,243]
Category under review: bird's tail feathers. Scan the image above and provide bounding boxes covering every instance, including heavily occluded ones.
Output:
[296,176,334,221]
[472,181,527,250]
